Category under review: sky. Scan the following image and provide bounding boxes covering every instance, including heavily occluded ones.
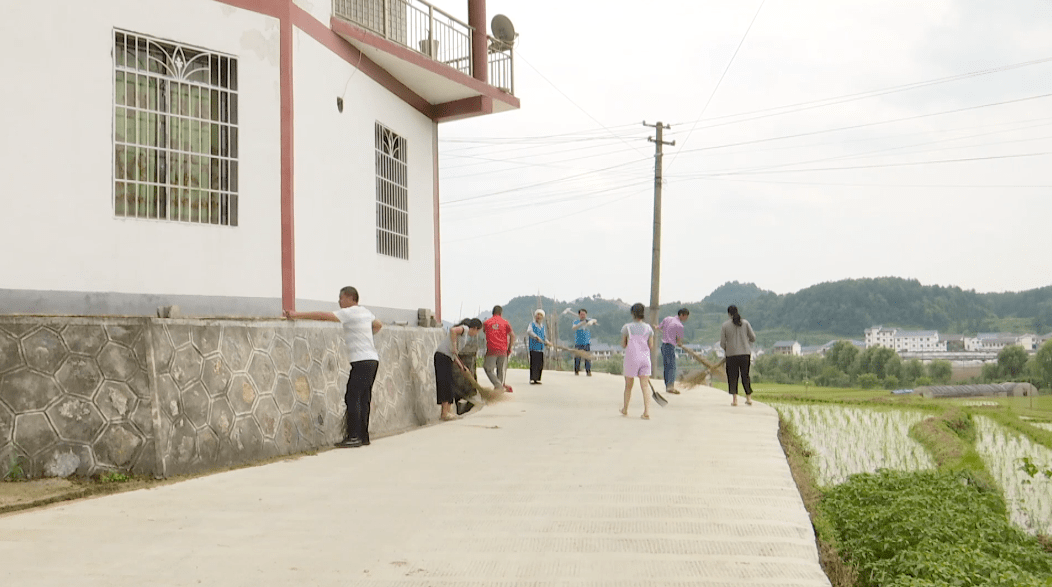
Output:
[435,0,1052,319]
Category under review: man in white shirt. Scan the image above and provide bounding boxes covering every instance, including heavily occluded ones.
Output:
[284,286,382,448]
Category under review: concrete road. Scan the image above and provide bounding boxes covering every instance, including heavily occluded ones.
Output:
[0,368,830,586]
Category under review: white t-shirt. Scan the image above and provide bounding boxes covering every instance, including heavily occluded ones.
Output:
[333,306,379,362]
[621,322,653,338]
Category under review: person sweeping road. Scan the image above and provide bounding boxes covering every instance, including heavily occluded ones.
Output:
[435,318,484,421]
[620,303,655,420]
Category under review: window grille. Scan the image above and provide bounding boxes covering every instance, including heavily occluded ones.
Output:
[375,123,409,259]
[113,31,239,225]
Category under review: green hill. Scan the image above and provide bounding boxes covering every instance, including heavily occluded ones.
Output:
[468,278,1052,347]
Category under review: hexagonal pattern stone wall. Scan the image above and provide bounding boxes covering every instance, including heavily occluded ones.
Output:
[1,317,446,479]
[0,318,153,478]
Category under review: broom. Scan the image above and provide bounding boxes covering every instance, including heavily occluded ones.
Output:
[455,362,508,404]
[679,348,726,388]
[544,340,595,361]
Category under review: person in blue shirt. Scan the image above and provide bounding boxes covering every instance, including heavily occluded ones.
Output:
[572,308,596,376]
[527,309,547,384]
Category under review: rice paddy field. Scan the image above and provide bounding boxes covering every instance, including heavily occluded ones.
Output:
[974,416,1052,535]
[758,383,1052,537]
[772,404,935,486]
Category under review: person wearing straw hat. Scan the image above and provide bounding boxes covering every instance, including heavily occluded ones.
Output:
[283,286,381,448]
[658,308,690,394]
[435,318,484,420]
[483,305,514,393]
[572,308,596,376]
[621,303,655,420]
[720,305,756,406]
[526,309,547,384]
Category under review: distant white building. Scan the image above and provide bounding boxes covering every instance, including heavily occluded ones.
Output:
[973,333,1035,352]
[773,341,801,356]
[864,326,946,352]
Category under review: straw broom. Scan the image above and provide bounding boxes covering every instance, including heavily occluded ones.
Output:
[544,340,595,361]
[679,345,726,388]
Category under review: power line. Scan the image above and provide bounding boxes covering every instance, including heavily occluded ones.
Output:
[672,56,1052,134]
[666,126,1052,179]
[514,48,648,157]
[441,157,652,206]
[692,177,1052,189]
[691,152,1049,177]
[671,92,1052,157]
[444,188,651,244]
[667,0,766,170]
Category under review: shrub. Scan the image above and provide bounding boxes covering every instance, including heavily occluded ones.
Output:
[857,373,879,389]
[883,375,900,390]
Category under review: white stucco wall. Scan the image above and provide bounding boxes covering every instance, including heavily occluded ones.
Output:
[0,0,281,303]
[294,0,332,25]
[292,27,437,313]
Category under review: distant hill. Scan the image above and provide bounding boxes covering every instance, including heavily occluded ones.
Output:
[467,278,1052,346]
[702,281,772,308]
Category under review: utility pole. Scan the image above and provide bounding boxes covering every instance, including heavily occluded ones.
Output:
[644,121,674,376]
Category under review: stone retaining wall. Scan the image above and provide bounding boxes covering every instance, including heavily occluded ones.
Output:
[0,317,443,478]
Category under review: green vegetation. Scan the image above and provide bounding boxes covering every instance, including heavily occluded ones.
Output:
[2,454,28,481]
[820,470,1052,587]
[97,471,132,483]
[750,342,955,390]
[769,382,1052,585]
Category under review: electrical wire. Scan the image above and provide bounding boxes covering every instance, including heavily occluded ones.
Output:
[441,157,652,206]
[667,0,766,170]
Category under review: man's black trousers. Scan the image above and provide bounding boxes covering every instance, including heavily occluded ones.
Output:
[345,360,379,442]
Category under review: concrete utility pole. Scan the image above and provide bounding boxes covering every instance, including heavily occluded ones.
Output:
[644,121,674,376]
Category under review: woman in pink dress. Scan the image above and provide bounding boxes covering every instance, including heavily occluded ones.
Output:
[620,303,655,420]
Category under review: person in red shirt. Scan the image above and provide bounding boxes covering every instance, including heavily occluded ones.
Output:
[483,305,515,392]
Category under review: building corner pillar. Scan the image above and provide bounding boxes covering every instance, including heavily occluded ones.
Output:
[468,0,487,84]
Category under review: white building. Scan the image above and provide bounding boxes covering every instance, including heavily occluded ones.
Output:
[0,0,518,322]
[864,326,946,352]
[973,333,1035,352]
[772,341,801,356]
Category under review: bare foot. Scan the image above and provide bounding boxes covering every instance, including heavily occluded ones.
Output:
[620,407,628,416]
[745,398,753,406]
[641,413,650,420]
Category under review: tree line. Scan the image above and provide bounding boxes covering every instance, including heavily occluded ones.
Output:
[751,339,1052,390]
[488,278,1052,348]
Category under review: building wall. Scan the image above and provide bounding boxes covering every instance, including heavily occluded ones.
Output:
[0,0,284,315]
[292,27,437,320]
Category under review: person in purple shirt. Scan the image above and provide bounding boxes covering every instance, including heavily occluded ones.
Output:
[658,308,689,394]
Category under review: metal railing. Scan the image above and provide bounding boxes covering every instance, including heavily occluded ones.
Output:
[333,0,515,95]
[487,35,513,95]
[333,0,473,76]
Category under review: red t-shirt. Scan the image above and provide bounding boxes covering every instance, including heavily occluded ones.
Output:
[484,315,513,354]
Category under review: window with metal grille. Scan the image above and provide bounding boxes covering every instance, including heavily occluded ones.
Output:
[113,31,239,225]
[375,123,409,259]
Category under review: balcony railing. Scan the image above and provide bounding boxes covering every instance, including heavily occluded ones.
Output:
[332,0,514,95]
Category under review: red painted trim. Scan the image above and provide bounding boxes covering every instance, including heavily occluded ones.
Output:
[433,95,493,122]
[329,16,519,112]
[468,0,487,84]
[214,0,283,18]
[279,5,296,312]
[433,123,442,322]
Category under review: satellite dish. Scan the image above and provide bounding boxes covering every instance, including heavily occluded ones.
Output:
[491,14,516,47]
